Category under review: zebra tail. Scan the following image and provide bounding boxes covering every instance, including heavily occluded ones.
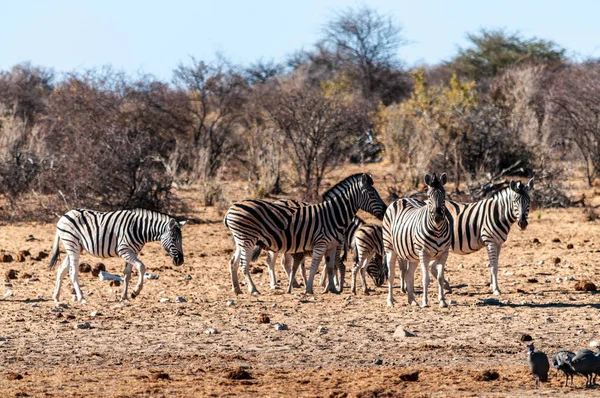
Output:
[48,230,61,270]
[251,242,265,262]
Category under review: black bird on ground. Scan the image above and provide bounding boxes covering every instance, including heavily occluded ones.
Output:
[569,349,600,388]
[552,350,576,387]
[527,343,550,388]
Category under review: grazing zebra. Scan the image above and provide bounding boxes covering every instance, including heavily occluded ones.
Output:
[350,222,386,295]
[399,178,534,295]
[383,173,450,308]
[49,209,186,303]
[224,174,386,295]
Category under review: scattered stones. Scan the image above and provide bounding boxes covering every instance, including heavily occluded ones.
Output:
[79,263,92,273]
[503,271,514,276]
[15,253,25,262]
[226,300,235,307]
[90,311,100,317]
[258,314,270,324]
[373,359,383,365]
[184,274,192,281]
[517,263,528,267]
[546,317,555,323]
[553,257,561,264]
[0,253,13,263]
[75,322,92,330]
[544,279,552,283]
[250,267,263,274]
[109,280,121,287]
[520,334,533,342]
[317,326,328,334]
[4,269,17,280]
[449,300,457,305]
[399,371,419,382]
[552,238,561,243]
[537,260,545,265]
[532,238,540,244]
[175,296,187,303]
[18,250,30,257]
[526,278,538,284]
[225,367,253,380]
[475,370,499,382]
[159,298,170,303]
[567,243,574,249]
[566,276,575,281]
[478,298,500,306]
[91,263,106,277]
[20,272,32,279]
[4,290,13,297]
[393,326,416,338]
[7,372,23,381]
[274,323,288,331]
[25,235,37,242]
[574,280,597,292]
[204,328,219,335]
[556,277,563,283]
[457,264,464,269]
[36,251,48,260]
[151,372,170,380]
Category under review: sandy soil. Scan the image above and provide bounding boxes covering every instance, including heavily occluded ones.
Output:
[1,170,600,397]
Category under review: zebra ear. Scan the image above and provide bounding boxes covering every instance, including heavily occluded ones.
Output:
[526,178,534,191]
[168,219,179,230]
[360,173,373,187]
[440,173,448,186]
[178,220,187,229]
[509,180,518,192]
[424,173,432,186]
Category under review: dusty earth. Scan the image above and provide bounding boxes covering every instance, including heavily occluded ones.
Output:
[1,168,600,397]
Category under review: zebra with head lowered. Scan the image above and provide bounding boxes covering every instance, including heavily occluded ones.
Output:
[224,174,386,295]
[49,209,186,303]
[399,178,534,295]
[383,173,450,308]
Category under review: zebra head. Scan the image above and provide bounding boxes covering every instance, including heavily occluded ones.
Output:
[162,219,186,265]
[509,178,534,231]
[424,173,448,224]
[358,174,386,220]
[368,254,388,287]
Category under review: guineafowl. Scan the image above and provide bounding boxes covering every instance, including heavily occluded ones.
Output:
[569,349,600,388]
[552,350,576,387]
[527,343,550,388]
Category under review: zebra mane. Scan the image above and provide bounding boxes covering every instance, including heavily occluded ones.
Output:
[130,208,177,223]
[492,183,530,200]
[322,174,371,201]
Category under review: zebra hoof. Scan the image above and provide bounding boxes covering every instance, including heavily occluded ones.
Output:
[131,292,137,299]
[386,298,396,307]
[439,300,448,308]
[233,288,243,295]
[409,300,418,306]
[493,289,501,295]
[363,290,370,296]
[421,302,429,308]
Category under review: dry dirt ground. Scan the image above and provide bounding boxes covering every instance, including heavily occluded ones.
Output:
[1,170,600,397]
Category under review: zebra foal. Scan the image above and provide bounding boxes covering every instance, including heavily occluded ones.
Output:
[350,221,386,295]
[49,208,186,303]
[224,174,386,295]
[383,173,450,308]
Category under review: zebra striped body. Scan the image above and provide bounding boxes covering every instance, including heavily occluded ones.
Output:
[383,173,450,308]
[49,208,185,303]
[224,174,386,295]
[399,179,533,295]
[351,221,386,294]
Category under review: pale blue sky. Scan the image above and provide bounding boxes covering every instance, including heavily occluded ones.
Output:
[1,0,598,80]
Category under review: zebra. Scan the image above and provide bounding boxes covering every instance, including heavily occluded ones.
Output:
[223,173,386,295]
[383,173,450,308]
[49,208,186,303]
[398,178,534,295]
[350,222,387,295]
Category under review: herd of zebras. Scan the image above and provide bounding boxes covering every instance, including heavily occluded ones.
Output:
[48,172,533,309]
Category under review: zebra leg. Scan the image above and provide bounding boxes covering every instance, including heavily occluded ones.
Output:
[398,259,408,294]
[306,247,326,295]
[419,252,431,308]
[319,261,328,289]
[286,253,304,294]
[121,262,132,301]
[239,246,260,295]
[385,250,397,307]
[337,258,346,293]
[434,252,449,308]
[351,259,359,295]
[68,252,85,303]
[267,251,279,290]
[359,256,371,295]
[406,261,419,306]
[299,258,308,288]
[429,260,452,293]
[131,260,146,299]
[283,254,301,288]
[229,246,243,294]
[486,242,502,295]
[52,256,70,304]
[323,249,339,294]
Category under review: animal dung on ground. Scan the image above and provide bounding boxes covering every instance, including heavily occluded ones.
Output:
[5,269,17,280]
[532,238,540,244]
[526,278,538,283]
[574,280,597,292]
[1,253,13,263]
[91,263,106,277]
[567,243,574,249]
[250,267,263,274]
[552,238,561,243]
[151,372,170,380]
[36,251,48,260]
[225,367,253,380]
[7,373,23,381]
[79,263,92,273]
[258,314,270,324]
[475,370,499,381]
[109,280,121,287]
[74,322,92,330]
[520,334,533,342]
[15,253,25,262]
[399,371,419,382]
[553,257,561,264]
[20,272,32,279]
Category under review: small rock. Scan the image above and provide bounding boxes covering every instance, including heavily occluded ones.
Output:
[317,326,328,334]
[91,263,106,277]
[373,359,383,365]
[5,269,17,280]
[500,299,510,305]
[553,257,561,264]
[226,300,235,307]
[546,317,555,323]
[520,334,533,342]
[144,273,159,280]
[109,280,121,287]
[544,279,551,283]
[449,300,457,305]
[479,298,500,306]
[503,271,514,276]
[184,275,192,281]
[393,326,416,338]
[151,372,170,380]
[7,372,23,380]
[458,264,464,269]
[399,371,419,382]
[31,303,39,308]
[15,253,25,262]
[90,311,100,317]
[1,253,13,263]
[75,322,92,330]
[574,280,597,292]
[36,251,48,260]
[271,303,277,308]
[159,298,170,303]
[567,243,574,249]
[526,278,538,283]
[500,316,511,321]
[258,314,270,324]
[532,238,540,244]
[79,263,92,273]
[4,290,13,297]
[590,340,599,348]
[225,367,252,380]
[566,276,575,281]
[556,277,563,283]
[552,238,561,243]
[20,272,32,279]
[174,296,187,303]
[250,267,263,274]
[204,328,219,335]
[537,260,545,265]
[517,263,528,267]
[274,323,288,331]
[476,370,500,382]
